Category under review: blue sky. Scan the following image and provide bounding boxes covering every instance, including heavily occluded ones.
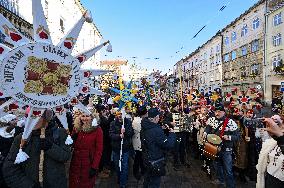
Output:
[81,0,259,73]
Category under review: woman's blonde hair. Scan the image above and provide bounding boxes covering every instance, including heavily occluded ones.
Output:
[73,109,100,131]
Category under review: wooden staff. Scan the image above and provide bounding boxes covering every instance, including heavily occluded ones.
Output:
[119,108,126,171]
[179,64,184,113]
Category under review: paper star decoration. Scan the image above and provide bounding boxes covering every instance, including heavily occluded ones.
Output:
[0,0,112,163]
[110,79,139,109]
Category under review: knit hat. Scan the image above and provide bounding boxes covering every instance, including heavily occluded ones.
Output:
[148,108,160,118]
[137,105,148,117]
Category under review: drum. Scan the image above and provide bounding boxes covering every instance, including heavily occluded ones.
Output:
[203,134,222,160]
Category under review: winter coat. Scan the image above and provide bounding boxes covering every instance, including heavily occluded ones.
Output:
[256,136,284,188]
[132,117,142,151]
[100,115,111,147]
[141,118,176,161]
[69,126,103,188]
[0,132,14,188]
[205,116,240,150]
[2,127,71,188]
[109,118,134,153]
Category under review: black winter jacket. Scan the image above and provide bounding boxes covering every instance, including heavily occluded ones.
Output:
[109,118,134,153]
[141,118,176,161]
[2,125,71,188]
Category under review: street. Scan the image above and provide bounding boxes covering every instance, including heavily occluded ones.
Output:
[96,154,256,188]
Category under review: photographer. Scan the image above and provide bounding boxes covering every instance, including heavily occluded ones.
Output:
[141,108,176,188]
[256,115,284,188]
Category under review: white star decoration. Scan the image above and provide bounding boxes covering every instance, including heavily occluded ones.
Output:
[0,0,112,163]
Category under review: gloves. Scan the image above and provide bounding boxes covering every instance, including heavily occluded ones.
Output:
[89,168,98,178]
[71,133,78,141]
[40,138,53,151]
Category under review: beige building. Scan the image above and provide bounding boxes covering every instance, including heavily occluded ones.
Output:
[174,48,201,91]
[264,0,284,104]
[174,33,222,93]
[221,0,266,94]
[197,33,222,92]
[100,60,128,89]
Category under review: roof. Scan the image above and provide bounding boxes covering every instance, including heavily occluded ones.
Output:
[221,0,265,32]
[100,60,128,66]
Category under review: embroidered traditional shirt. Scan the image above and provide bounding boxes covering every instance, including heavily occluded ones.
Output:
[267,145,284,181]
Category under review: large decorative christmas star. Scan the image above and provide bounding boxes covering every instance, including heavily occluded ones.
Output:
[0,0,111,163]
[110,79,138,109]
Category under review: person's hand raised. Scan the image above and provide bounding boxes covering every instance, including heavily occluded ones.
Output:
[261,118,283,138]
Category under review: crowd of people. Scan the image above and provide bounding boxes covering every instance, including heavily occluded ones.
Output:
[0,92,283,188]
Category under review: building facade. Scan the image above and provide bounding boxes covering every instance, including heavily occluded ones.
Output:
[221,0,266,94]
[174,48,201,91]
[0,0,102,68]
[197,33,222,92]
[265,0,284,104]
[173,33,222,94]
[100,60,128,89]
[0,0,33,43]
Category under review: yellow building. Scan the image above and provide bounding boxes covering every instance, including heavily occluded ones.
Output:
[264,0,284,104]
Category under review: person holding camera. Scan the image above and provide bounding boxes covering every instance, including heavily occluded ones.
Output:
[256,115,284,188]
[141,107,176,188]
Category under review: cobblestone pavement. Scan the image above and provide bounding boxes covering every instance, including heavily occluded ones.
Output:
[96,155,256,188]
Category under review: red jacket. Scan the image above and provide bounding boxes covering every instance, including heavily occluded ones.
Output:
[69,127,103,188]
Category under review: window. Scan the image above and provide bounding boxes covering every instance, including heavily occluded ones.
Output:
[241,46,247,56]
[0,0,9,9]
[231,51,237,60]
[251,40,259,52]
[60,18,65,33]
[272,55,282,69]
[11,0,19,15]
[241,70,247,77]
[216,54,220,64]
[251,64,259,75]
[274,13,282,26]
[210,59,214,68]
[273,33,282,46]
[216,44,220,52]
[224,54,230,62]
[225,37,229,45]
[231,32,237,42]
[204,52,207,59]
[241,25,248,36]
[253,18,260,29]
